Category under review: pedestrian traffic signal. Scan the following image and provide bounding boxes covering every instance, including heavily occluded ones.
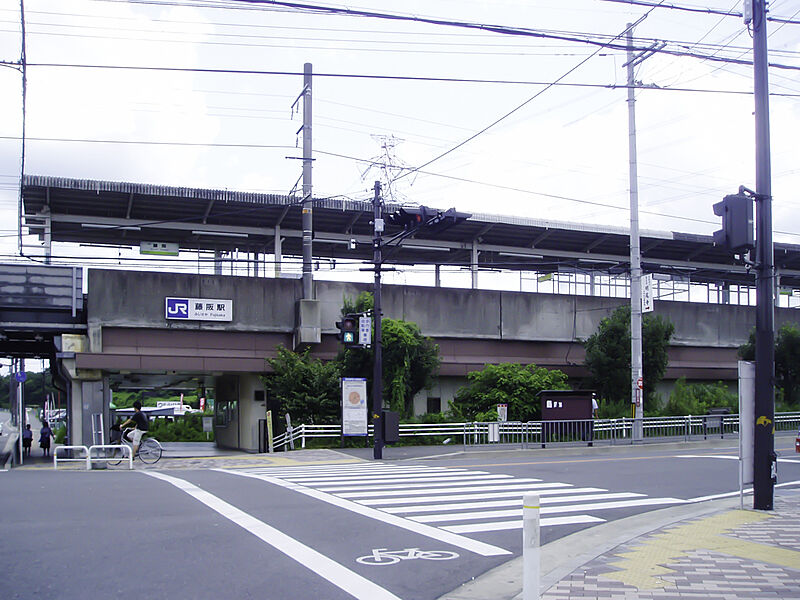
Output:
[713,193,754,254]
[335,314,359,346]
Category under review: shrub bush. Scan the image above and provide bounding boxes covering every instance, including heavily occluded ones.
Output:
[148,413,213,442]
[661,379,737,416]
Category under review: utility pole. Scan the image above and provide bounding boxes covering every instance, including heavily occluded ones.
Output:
[371,181,385,460]
[301,63,313,300]
[626,24,644,441]
[751,0,775,511]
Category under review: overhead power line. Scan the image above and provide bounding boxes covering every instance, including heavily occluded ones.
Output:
[1,63,798,95]
[121,0,800,27]
[596,0,800,24]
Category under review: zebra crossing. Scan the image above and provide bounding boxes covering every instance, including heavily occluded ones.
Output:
[225,462,686,537]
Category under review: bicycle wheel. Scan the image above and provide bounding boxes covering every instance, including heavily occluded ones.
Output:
[106,445,124,466]
[138,438,162,464]
[356,553,400,566]
[418,550,459,561]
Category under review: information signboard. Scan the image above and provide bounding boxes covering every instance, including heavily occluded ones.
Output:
[497,403,508,422]
[641,273,654,313]
[165,297,232,321]
[342,378,368,436]
[358,316,372,347]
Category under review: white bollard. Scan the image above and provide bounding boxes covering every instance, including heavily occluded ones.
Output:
[523,493,540,600]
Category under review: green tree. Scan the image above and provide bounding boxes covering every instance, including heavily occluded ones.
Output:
[263,346,342,424]
[339,292,440,419]
[661,378,737,416]
[739,323,800,408]
[0,369,59,409]
[449,363,569,422]
[583,305,674,411]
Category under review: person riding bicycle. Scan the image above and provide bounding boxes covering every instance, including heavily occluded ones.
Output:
[119,401,149,458]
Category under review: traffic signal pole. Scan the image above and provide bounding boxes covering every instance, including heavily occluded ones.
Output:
[752,0,775,511]
[372,181,385,460]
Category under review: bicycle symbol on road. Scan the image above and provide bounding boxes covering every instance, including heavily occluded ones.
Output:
[356,547,460,566]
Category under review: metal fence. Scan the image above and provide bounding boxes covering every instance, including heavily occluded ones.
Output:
[269,412,800,452]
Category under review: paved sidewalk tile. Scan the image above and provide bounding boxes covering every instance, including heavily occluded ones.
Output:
[542,495,800,600]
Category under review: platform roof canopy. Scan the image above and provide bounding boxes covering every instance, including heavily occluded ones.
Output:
[21,175,800,288]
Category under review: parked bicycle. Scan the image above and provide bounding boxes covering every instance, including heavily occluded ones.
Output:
[356,548,459,565]
[108,426,162,465]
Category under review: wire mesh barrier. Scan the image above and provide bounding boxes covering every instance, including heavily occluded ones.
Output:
[266,412,800,452]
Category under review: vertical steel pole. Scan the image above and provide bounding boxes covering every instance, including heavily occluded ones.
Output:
[301,62,314,300]
[627,25,644,441]
[18,358,24,465]
[372,181,384,460]
[752,0,774,511]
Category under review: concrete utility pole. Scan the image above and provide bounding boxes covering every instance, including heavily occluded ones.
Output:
[301,62,314,300]
[371,181,385,460]
[751,0,775,511]
[626,24,644,441]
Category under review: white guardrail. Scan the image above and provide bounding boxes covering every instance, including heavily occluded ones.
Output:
[269,412,800,452]
[53,444,133,470]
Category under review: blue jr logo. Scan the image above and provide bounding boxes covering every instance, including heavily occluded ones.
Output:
[166,297,189,319]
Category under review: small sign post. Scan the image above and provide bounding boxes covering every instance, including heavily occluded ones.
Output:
[497,403,508,422]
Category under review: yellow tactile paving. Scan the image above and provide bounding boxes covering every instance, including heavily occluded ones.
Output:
[601,509,800,589]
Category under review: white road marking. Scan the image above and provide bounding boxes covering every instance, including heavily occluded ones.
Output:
[409,497,686,524]
[216,468,512,557]
[283,469,476,482]
[381,492,645,514]
[246,465,453,476]
[442,515,606,534]
[315,473,515,490]
[678,454,800,464]
[676,454,739,460]
[230,463,694,544]
[142,471,402,600]
[355,486,606,506]
[333,480,544,497]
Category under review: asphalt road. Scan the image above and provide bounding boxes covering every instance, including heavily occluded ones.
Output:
[2,440,799,600]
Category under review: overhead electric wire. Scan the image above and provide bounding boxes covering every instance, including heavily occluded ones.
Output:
[0,135,295,149]
[115,0,800,27]
[69,0,800,66]
[314,147,800,240]
[7,15,797,58]
[6,62,796,96]
[596,0,800,24]
[393,7,661,182]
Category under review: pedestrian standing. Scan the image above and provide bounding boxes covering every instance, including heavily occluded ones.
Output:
[39,420,54,458]
[22,424,33,457]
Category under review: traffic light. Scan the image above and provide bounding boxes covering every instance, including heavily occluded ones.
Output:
[386,206,471,234]
[335,314,358,346]
[387,206,431,231]
[713,193,754,253]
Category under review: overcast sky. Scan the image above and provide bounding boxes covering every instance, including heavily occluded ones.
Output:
[0,0,798,270]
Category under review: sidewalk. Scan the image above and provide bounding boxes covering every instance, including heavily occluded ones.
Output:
[442,489,800,600]
[15,442,365,470]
